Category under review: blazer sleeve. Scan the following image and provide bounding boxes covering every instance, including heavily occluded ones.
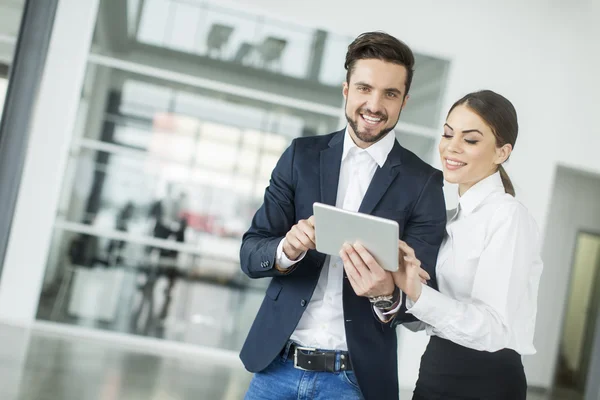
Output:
[392,169,447,326]
[239,139,299,279]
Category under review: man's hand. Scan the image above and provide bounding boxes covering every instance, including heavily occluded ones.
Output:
[392,240,430,302]
[339,242,395,298]
[282,216,316,260]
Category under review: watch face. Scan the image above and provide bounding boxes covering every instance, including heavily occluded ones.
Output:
[374,299,393,309]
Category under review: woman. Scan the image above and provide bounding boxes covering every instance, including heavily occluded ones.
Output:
[340,90,543,399]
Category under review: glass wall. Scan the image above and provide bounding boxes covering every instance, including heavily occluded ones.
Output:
[0,0,26,122]
[35,0,449,352]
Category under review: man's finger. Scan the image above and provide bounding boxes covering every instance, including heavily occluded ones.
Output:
[341,248,364,292]
[339,247,351,263]
[307,215,315,227]
[286,234,307,252]
[346,269,364,296]
[297,231,316,249]
[292,224,315,249]
[298,221,316,244]
[353,242,384,273]
[345,243,370,277]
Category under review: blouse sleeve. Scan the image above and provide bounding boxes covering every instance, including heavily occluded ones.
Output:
[406,203,543,352]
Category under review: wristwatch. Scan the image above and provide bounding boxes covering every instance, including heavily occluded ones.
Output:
[369,287,400,309]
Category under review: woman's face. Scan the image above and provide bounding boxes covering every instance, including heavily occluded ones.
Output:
[438,105,511,195]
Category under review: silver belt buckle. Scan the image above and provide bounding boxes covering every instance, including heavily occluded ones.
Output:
[293,345,316,371]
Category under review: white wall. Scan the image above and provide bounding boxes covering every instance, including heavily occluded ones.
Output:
[225,0,600,389]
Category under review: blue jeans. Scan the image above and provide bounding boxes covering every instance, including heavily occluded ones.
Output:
[244,344,364,400]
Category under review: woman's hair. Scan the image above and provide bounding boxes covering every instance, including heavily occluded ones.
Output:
[448,90,518,196]
[344,31,415,95]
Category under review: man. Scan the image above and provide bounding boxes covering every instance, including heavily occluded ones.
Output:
[240,31,447,400]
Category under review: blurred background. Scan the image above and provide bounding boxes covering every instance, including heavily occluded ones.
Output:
[0,0,598,399]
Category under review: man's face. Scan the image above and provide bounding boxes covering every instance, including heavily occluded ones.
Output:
[343,59,408,148]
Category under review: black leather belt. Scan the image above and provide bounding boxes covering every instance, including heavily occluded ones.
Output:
[286,342,353,372]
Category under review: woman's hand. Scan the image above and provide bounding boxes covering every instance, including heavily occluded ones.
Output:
[392,240,430,302]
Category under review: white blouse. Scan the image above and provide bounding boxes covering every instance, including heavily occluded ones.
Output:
[405,172,543,355]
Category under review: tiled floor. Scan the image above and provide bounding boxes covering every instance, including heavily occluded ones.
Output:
[0,323,585,399]
[0,323,252,400]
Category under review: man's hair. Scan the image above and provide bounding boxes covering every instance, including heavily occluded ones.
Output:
[344,31,415,95]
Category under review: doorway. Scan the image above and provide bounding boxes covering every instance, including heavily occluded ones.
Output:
[554,231,600,396]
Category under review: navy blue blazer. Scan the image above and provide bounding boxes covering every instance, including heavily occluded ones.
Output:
[239,130,446,400]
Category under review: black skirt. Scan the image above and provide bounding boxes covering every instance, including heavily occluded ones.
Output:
[413,336,527,400]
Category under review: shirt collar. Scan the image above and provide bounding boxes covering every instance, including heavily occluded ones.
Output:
[458,171,505,215]
[341,127,395,168]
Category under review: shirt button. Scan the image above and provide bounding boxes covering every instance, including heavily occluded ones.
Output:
[300,299,307,307]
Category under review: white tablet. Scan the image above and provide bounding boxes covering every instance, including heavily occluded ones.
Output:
[313,202,399,272]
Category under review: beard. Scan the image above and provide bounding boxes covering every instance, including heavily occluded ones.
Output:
[345,103,401,144]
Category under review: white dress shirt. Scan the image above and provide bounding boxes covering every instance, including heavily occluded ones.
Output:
[276,128,395,351]
[406,171,543,355]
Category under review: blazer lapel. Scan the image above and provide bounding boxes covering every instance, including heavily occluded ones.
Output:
[320,131,344,206]
[358,140,403,214]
